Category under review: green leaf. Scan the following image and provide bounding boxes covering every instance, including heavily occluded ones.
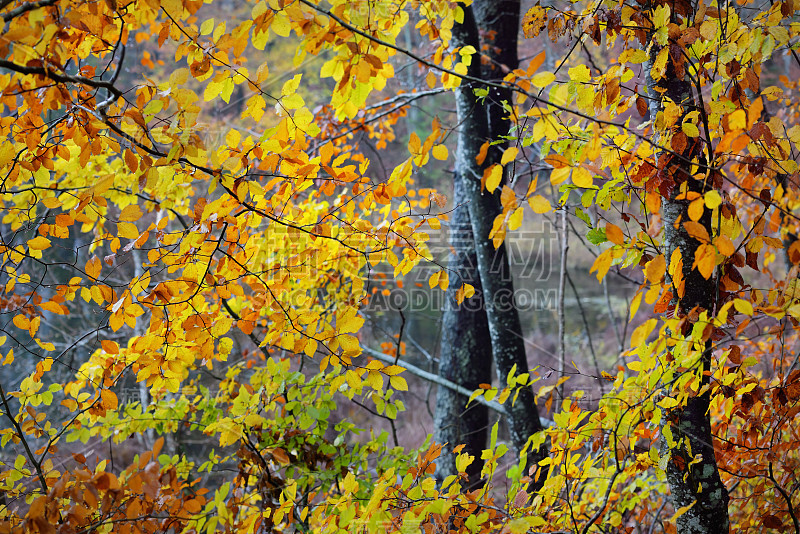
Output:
[587,228,607,245]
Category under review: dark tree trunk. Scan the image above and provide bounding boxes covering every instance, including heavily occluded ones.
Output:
[433,172,492,486]
[646,11,730,531]
[448,0,547,484]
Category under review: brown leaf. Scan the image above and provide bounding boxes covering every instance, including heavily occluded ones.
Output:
[762,515,783,529]
[671,131,688,154]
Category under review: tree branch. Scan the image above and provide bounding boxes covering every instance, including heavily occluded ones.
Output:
[363,345,554,428]
[0,58,123,99]
[1,0,56,23]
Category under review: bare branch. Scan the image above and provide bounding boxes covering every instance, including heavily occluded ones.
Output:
[1,0,56,23]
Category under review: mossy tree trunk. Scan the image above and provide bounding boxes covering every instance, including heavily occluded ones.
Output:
[646,3,730,529]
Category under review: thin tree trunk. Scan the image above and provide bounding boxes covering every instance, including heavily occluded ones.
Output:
[646,11,730,531]
[451,1,547,482]
[433,172,492,486]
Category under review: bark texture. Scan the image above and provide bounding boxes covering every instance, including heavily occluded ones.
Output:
[433,172,492,486]
[646,17,730,532]
[449,0,547,481]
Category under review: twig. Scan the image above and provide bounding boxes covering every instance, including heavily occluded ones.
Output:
[557,206,568,400]
[0,383,48,492]
[1,0,57,23]
[768,461,800,534]
[565,271,605,396]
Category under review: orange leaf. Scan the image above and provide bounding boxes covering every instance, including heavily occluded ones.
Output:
[86,256,102,280]
[606,223,624,245]
[693,243,717,279]
[683,221,710,243]
[476,141,490,166]
[644,255,666,284]
[688,198,704,221]
[100,389,118,410]
[101,340,119,354]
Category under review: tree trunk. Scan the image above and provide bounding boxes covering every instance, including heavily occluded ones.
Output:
[433,172,492,486]
[451,0,547,482]
[646,11,730,531]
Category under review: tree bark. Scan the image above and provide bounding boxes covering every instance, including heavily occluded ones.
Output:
[433,173,492,486]
[646,12,730,532]
[450,0,547,482]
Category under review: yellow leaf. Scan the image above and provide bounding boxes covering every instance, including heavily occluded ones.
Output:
[568,64,591,83]
[438,271,449,290]
[572,167,593,188]
[12,314,29,330]
[630,291,643,319]
[590,249,614,281]
[508,207,524,231]
[630,318,656,346]
[338,310,364,334]
[271,11,291,37]
[704,190,722,209]
[339,335,360,353]
[485,164,503,193]
[390,375,408,391]
[431,145,448,160]
[530,71,555,87]
[501,146,518,165]
[42,197,62,209]
[119,205,143,222]
[200,18,215,35]
[733,298,753,315]
[35,339,55,351]
[27,236,51,251]
[428,270,440,289]
[658,396,678,409]
[727,109,746,131]
[670,502,696,522]
[383,365,405,376]
[161,0,183,17]
[426,71,436,88]
[699,20,716,41]
[456,284,466,304]
[117,222,139,240]
[528,195,552,213]
[366,371,384,390]
[0,142,15,168]
[408,131,421,153]
[682,122,700,137]
[550,167,570,185]
[644,255,666,284]
[619,48,649,64]
[463,283,475,299]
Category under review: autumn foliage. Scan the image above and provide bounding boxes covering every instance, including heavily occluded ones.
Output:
[1,0,800,532]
